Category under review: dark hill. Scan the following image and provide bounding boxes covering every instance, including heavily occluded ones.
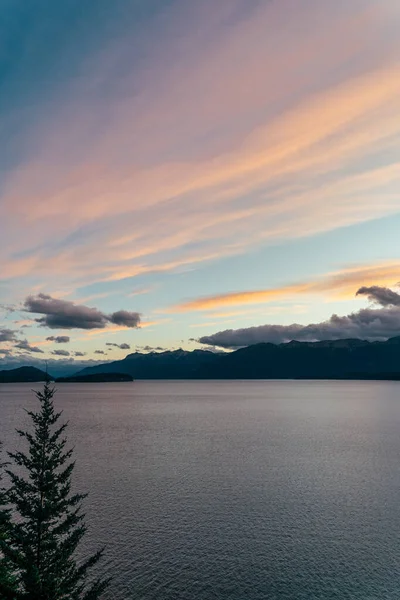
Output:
[77,349,218,380]
[198,337,400,379]
[0,366,53,383]
[75,337,400,380]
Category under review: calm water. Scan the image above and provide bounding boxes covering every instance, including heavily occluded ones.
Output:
[1,380,400,599]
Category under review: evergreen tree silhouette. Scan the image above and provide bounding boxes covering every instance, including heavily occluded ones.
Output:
[0,442,16,598]
[0,383,110,599]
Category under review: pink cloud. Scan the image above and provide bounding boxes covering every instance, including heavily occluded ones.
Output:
[0,0,399,294]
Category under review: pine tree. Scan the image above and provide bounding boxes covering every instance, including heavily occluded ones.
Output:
[0,383,110,600]
[0,443,16,598]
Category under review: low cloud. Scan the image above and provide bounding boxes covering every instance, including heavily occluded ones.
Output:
[0,348,11,355]
[109,311,140,328]
[24,294,141,330]
[199,305,400,348]
[14,339,44,354]
[106,342,131,350]
[74,351,87,357]
[0,355,112,378]
[356,285,400,307]
[51,349,70,357]
[94,350,106,355]
[46,335,71,344]
[138,345,167,352]
[0,329,17,343]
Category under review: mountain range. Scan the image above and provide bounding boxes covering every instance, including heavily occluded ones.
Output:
[0,366,51,383]
[3,337,400,382]
[77,337,400,380]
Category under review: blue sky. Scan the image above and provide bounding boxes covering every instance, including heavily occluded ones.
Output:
[1,0,400,366]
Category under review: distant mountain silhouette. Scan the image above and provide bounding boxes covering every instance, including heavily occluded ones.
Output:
[77,349,218,380]
[0,366,53,383]
[76,337,400,380]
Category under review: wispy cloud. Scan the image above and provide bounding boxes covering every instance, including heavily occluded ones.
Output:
[84,318,167,338]
[189,321,235,329]
[127,286,155,297]
[0,0,399,293]
[171,262,400,312]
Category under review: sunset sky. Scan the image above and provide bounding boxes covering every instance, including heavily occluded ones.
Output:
[1,0,400,369]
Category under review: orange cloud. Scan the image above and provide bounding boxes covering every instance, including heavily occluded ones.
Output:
[309,263,400,298]
[0,0,399,294]
[171,261,400,312]
[208,306,308,318]
[189,320,235,329]
[84,319,167,337]
[174,287,305,312]
[85,326,128,337]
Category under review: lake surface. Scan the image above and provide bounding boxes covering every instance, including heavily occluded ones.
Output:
[1,380,400,599]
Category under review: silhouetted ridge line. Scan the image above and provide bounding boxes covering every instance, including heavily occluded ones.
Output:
[75,337,400,380]
[0,366,54,383]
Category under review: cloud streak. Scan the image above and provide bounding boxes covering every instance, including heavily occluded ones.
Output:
[171,262,400,312]
[0,0,399,293]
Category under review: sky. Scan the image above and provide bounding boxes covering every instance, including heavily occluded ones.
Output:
[1,0,400,371]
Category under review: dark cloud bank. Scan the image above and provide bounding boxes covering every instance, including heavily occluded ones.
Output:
[200,285,400,349]
[24,294,141,330]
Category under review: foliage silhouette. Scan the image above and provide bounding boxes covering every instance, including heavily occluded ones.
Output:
[0,383,110,599]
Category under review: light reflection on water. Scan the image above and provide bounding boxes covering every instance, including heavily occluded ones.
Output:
[1,380,400,599]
